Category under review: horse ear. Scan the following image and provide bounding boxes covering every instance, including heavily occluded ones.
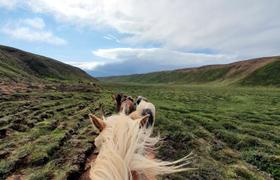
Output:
[129,111,139,120]
[137,114,150,127]
[89,114,105,131]
[127,96,134,102]
[136,96,142,105]
[112,94,116,101]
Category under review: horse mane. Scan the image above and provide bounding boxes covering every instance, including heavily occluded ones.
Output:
[90,114,191,180]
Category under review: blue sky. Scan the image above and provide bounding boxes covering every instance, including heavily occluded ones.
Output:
[0,0,279,77]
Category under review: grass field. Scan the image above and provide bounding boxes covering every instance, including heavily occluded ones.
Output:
[104,83,280,180]
[0,89,109,179]
[1,83,280,179]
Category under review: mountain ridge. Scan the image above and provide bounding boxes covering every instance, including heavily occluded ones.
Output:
[100,56,280,86]
[0,45,97,83]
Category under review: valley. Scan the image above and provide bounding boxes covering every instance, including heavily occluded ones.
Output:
[0,45,279,179]
[1,83,279,179]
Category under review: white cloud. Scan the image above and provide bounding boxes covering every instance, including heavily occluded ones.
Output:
[9,0,279,58]
[1,0,280,76]
[93,47,236,66]
[62,61,105,70]
[21,17,45,30]
[103,34,120,43]
[93,48,157,60]
[61,47,236,76]
[87,47,237,76]
[1,18,66,45]
[0,0,18,9]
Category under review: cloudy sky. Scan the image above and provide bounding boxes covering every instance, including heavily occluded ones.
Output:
[0,0,279,76]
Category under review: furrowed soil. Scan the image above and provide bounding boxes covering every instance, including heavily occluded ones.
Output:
[1,83,280,180]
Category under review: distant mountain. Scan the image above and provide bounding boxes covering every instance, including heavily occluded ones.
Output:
[0,45,97,84]
[100,56,280,87]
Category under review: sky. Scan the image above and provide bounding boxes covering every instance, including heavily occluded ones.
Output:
[0,0,279,77]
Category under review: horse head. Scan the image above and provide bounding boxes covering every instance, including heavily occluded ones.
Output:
[112,93,136,115]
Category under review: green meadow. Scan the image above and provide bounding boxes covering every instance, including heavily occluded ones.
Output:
[0,83,280,179]
[104,83,280,179]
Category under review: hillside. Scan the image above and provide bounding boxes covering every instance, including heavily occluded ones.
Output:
[0,45,97,83]
[100,56,280,86]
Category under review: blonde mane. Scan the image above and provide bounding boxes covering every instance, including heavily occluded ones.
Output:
[90,114,191,180]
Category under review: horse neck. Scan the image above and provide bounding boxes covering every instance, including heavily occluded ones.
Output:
[90,143,131,180]
[90,117,140,180]
[89,115,192,180]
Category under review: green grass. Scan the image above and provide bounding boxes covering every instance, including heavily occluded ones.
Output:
[242,60,280,86]
[100,57,280,87]
[99,67,231,84]
[0,90,106,179]
[0,45,97,83]
[103,83,280,179]
[1,83,279,179]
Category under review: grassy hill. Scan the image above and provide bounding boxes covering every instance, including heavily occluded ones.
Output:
[0,45,97,83]
[241,60,280,86]
[101,56,280,86]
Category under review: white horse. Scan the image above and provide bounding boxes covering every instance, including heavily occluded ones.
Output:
[89,113,192,180]
[130,96,156,128]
